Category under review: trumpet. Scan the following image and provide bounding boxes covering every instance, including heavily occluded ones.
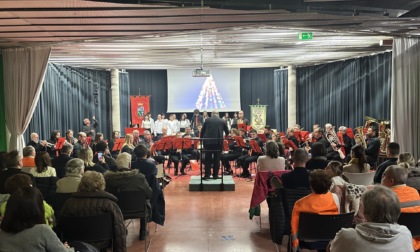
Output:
[354,127,367,148]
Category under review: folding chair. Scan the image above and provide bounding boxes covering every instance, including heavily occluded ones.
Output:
[295,212,354,251]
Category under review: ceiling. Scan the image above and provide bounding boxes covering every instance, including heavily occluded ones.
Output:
[1,0,420,69]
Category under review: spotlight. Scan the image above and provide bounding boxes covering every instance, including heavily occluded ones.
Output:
[352,9,359,16]
[383,9,389,16]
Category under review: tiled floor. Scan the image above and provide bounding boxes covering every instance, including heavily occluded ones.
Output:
[126,168,294,252]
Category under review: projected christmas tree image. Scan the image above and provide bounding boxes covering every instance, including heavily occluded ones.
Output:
[195,75,226,110]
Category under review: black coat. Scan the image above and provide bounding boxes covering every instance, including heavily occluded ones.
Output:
[51,154,73,179]
[200,116,229,148]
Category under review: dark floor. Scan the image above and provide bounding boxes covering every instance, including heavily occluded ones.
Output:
[126,168,307,252]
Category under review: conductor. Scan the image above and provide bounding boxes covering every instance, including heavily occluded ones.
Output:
[200,110,229,179]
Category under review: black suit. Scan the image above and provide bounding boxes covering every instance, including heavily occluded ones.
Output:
[51,154,73,178]
[200,116,229,178]
[191,114,204,130]
[365,137,381,166]
[0,168,36,193]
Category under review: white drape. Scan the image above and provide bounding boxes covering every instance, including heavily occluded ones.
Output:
[3,46,51,152]
[391,38,420,161]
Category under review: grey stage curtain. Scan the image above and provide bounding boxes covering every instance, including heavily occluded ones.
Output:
[240,68,277,129]
[274,69,288,132]
[25,63,112,142]
[127,70,167,120]
[392,38,420,161]
[119,71,130,132]
[296,52,392,131]
[3,46,51,152]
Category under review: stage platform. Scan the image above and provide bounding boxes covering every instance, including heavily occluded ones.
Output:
[189,175,235,191]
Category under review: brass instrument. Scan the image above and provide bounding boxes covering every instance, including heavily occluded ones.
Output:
[325,127,346,159]
[354,127,367,148]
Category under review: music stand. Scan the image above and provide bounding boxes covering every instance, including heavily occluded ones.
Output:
[86,137,92,147]
[237,123,247,132]
[233,136,247,148]
[249,139,263,154]
[347,128,355,138]
[112,139,125,152]
[56,137,66,150]
[223,140,229,152]
[173,138,192,150]
[293,131,302,142]
[281,137,298,150]
[300,131,309,141]
[257,134,267,143]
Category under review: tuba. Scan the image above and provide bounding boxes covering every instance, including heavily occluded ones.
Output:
[325,127,346,159]
[354,127,367,148]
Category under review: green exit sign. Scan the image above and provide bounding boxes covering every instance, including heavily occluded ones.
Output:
[298,32,313,40]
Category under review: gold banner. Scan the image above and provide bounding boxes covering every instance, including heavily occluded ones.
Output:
[250,105,267,131]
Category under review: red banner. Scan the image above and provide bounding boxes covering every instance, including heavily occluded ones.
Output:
[130,96,150,125]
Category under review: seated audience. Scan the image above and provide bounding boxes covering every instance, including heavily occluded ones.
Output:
[132,144,165,226]
[0,187,71,251]
[30,152,57,178]
[0,150,36,194]
[56,158,84,193]
[291,170,340,251]
[281,149,310,189]
[306,142,329,171]
[22,146,36,168]
[374,142,400,184]
[396,153,420,191]
[93,141,117,171]
[328,185,413,252]
[104,152,152,240]
[0,174,54,228]
[61,171,126,252]
[51,144,74,179]
[29,151,58,195]
[325,161,348,189]
[120,134,136,160]
[381,165,420,251]
[343,145,370,173]
[79,147,108,173]
[256,140,285,172]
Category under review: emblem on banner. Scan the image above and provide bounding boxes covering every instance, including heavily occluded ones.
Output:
[137,103,144,117]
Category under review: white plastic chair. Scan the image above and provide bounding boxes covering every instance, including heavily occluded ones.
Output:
[343,171,375,185]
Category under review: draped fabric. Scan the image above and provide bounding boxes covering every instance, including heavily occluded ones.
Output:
[296,52,392,131]
[3,47,51,152]
[25,63,112,142]
[392,38,420,161]
[240,68,277,129]
[127,70,167,118]
[119,71,130,131]
[274,69,288,132]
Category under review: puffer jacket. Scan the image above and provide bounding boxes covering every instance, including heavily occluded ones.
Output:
[60,191,126,252]
[104,168,152,199]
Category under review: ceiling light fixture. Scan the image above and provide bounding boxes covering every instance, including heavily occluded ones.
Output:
[383,9,389,17]
[352,9,359,16]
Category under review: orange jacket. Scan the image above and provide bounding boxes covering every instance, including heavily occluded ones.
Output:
[392,185,420,250]
[22,157,35,167]
[291,192,339,251]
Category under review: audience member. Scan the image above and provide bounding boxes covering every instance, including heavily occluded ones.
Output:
[325,161,348,189]
[79,147,108,173]
[30,152,57,195]
[256,140,285,172]
[56,158,84,193]
[51,143,74,179]
[0,187,71,252]
[381,165,420,250]
[22,146,36,167]
[305,142,329,171]
[328,186,413,252]
[374,142,400,184]
[291,170,340,251]
[61,171,126,252]
[93,141,117,171]
[396,153,420,190]
[104,152,152,240]
[0,174,54,228]
[343,145,370,173]
[281,149,310,189]
[0,150,36,194]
